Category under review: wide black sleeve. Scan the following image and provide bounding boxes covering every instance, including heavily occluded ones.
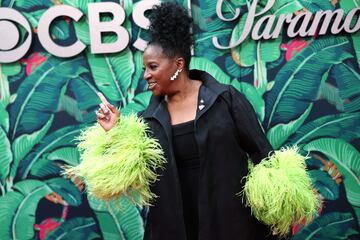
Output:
[228,86,273,164]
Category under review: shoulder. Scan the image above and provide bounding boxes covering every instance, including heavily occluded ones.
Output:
[218,84,248,105]
[191,69,249,107]
[140,95,163,118]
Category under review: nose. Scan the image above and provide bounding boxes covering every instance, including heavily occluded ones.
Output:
[144,68,151,80]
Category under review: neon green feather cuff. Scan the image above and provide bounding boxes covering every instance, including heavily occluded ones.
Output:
[65,114,165,205]
[243,147,320,238]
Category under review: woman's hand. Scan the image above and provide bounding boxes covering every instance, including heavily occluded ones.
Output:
[96,92,120,131]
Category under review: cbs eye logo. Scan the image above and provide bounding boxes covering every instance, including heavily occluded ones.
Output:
[0,8,32,63]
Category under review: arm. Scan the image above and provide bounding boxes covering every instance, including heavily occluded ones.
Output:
[228,86,272,164]
[229,88,319,237]
[65,94,164,205]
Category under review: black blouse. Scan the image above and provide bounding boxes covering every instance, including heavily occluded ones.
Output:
[172,120,200,240]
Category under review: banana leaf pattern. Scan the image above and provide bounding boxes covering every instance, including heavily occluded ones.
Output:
[0,0,359,239]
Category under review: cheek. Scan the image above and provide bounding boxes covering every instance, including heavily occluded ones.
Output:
[156,76,171,89]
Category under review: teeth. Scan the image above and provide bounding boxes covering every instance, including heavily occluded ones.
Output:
[148,82,156,89]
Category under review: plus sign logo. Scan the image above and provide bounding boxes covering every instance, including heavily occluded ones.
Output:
[0,8,32,63]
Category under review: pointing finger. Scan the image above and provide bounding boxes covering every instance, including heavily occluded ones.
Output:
[97,92,110,105]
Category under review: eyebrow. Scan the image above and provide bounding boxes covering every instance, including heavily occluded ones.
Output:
[145,61,158,65]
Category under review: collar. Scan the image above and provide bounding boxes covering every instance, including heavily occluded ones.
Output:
[142,69,228,120]
[141,69,228,146]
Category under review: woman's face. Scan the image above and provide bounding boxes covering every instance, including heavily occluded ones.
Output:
[143,44,178,96]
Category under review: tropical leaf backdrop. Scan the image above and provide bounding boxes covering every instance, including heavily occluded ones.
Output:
[0,0,359,239]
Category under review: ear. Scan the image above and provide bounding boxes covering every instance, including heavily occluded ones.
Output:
[175,57,186,70]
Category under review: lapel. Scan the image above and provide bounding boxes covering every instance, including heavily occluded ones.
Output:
[142,96,172,142]
[191,70,228,122]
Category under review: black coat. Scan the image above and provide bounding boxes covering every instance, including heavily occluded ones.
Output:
[141,70,276,240]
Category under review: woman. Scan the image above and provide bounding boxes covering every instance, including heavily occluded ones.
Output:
[95,3,274,239]
[78,2,318,240]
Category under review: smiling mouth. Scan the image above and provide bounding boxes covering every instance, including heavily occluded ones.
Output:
[148,82,157,90]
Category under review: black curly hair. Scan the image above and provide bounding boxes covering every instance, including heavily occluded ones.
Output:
[148,2,194,70]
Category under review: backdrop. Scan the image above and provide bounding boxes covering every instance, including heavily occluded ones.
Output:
[0,0,359,239]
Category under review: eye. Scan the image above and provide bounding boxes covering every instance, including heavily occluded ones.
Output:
[150,64,157,70]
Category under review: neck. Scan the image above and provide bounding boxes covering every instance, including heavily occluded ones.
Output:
[166,75,198,103]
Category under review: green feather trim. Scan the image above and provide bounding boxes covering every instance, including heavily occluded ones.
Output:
[243,146,320,238]
[65,114,165,205]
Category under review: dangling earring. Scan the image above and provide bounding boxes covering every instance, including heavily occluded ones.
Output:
[170,68,182,81]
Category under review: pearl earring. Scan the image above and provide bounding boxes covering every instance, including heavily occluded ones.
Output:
[170,68,182,81]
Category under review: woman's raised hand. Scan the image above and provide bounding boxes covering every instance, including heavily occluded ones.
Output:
[96,92,120,131]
